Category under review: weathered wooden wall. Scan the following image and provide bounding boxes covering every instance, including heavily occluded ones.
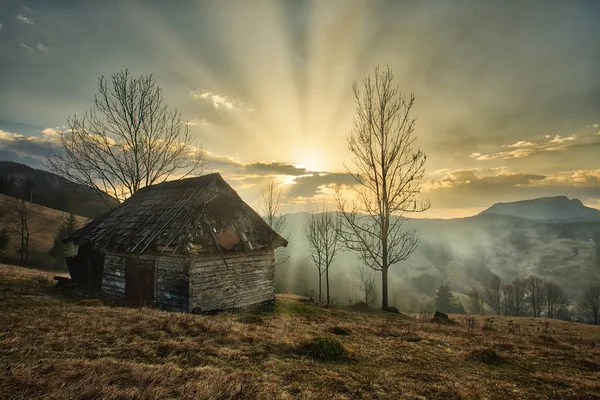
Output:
[102,253,125,302]
[155,256,189,312]
[189,249,275,312]
[101,252,189,312]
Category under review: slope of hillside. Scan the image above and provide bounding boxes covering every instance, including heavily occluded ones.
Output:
[0,266,598,399]
[479,196,600,221]
[0,193,88,268]
[276,212,600,308]
[0,161,118,218]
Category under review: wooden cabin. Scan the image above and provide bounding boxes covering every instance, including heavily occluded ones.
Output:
[66,173,288,313]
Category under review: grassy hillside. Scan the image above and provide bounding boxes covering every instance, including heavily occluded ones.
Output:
[277,213,600,307]
[1,265,598,399]
[0,161,119,218]
[0,193,87,269]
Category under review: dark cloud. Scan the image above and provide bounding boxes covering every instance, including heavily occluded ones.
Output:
[245,162,309,177]
[286,172,357,198]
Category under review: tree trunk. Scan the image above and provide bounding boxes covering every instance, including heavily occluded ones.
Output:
[381,266,389,310]
[318,272,322,303]
[24,234,29,263]
[326,266,330,306]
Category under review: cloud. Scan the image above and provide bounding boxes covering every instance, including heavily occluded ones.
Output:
[187,119,209,127]
[549,134,577,144]
[41,128,60,137]
[470,148,535,160]
[36,43,52,52]
[472,133,586,161]
[190,90,234,109]
[286,172,357,198]
[542,169,600,187]
[20,43,33,51]
[0,129,54,164]
[508,141,535,148]
[0,22,3,30]
[422,169,549,208]
[16,14,34,25]
[245,162,310,177]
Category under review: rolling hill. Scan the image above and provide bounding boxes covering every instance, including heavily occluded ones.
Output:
[0,193,88,269]
[0,161,118,218]
[276,207,600,308]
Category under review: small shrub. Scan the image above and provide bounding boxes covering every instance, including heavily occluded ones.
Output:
[297,336,349,362]
[330,326,351,336]
[156,344,174,358]
[482,318,496,332]
[470,348,502,364]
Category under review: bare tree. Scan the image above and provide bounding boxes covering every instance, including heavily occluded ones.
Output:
[525,276,546,317]
[5,195,47,263]
[467,287,485,315]
[544,280,567,319]
[502,282,516,316]
[579,285,600,325]
[482,273,503,315]
[259,176,289,265]
[512,278,527,317]
[502,278,527,316]
[47,70,205,203]
[336,66,429,310]
[357,264,377,307]
[305,209,340,306]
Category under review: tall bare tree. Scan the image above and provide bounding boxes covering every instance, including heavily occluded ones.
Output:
[305,209,340,306]
[47,69,205,203]
[579,285,600,325]
[544,280,567,319]
[336,66,429,310]
[525,276,546,317]
[467,287,485,315]
[259,176,289,265]
[502,278,527,316]
[482,273,503,315]
[5,195,47,263]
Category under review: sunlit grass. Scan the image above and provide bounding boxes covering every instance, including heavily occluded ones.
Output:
[1,265,599,399]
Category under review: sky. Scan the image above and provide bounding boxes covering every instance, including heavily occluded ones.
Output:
[1,0,600,218]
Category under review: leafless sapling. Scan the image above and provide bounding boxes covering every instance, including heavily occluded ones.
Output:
[305,208,340,306]
[259,176,290,265]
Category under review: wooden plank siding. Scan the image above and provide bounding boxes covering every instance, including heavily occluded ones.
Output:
[101,252,189,312]
[189,249,275,312]
[101,253,126,303]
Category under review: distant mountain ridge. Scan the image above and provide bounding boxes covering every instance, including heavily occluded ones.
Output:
[479,196,600,222]
[0,161,118,218]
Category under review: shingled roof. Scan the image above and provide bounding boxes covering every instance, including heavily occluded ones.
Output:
[67,173,288,254]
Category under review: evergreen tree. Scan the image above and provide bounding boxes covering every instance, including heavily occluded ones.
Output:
[435,283,465,314]
[50,214,79,269]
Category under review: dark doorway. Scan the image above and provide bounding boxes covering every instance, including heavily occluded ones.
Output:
[124,258,156,307]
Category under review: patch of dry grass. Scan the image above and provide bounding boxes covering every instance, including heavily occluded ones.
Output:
[1,265,599,399]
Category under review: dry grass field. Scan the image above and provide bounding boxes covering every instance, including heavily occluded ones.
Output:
[0,265,599,400]
[0,194,88,268]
